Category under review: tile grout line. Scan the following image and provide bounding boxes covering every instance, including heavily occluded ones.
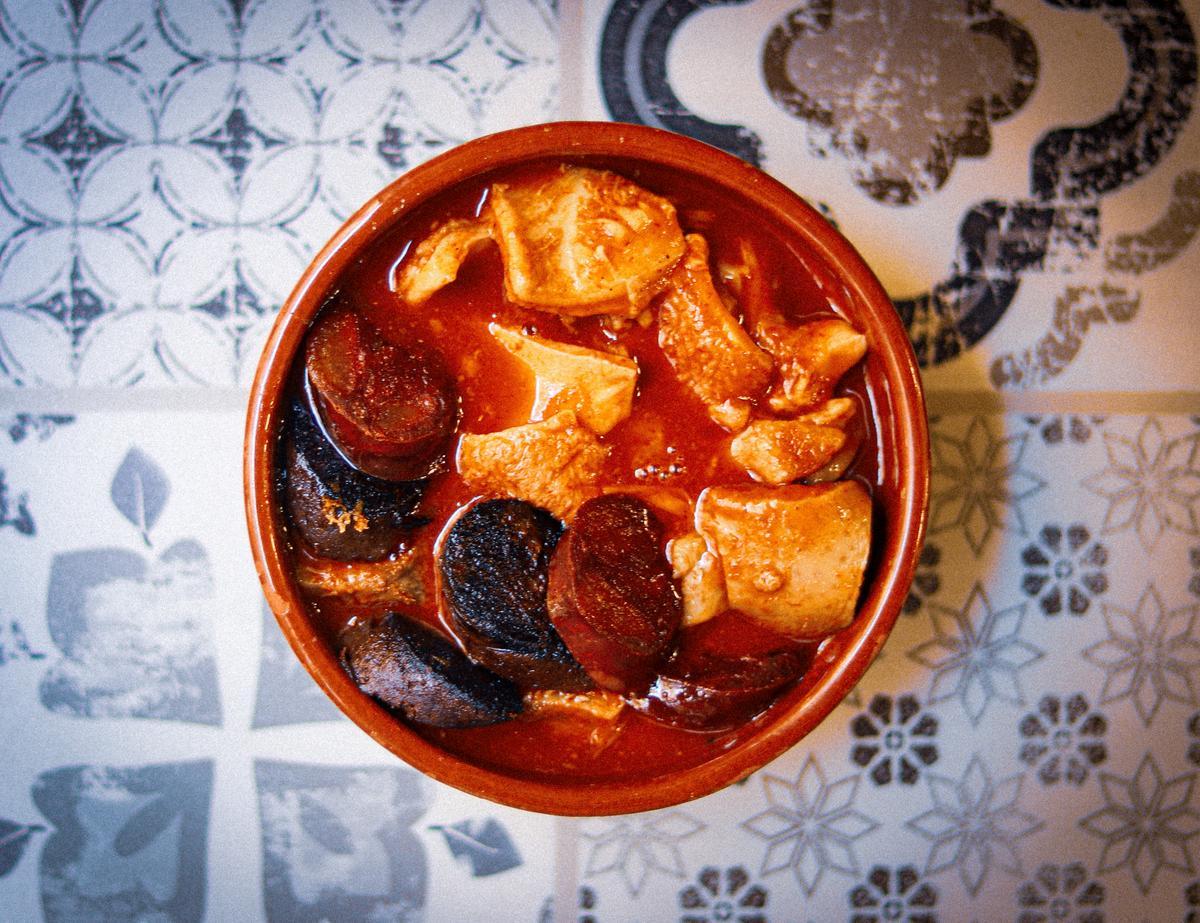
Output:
[554,816,578,923]
[922,389,1200,415]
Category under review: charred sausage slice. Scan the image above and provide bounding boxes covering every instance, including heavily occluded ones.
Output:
[630,612,813,731]
[439,499,592,692]
[341,612,521,728]
[281,396,425,561]
[305,305,459,481]
[547,494,682,692]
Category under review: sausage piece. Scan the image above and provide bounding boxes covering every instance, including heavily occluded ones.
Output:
[281,396,425,561]
[630,612,813,731]
[547,494,681,692]
[439,499,592,692]
[342,612,521,728]
[305,305,459,481]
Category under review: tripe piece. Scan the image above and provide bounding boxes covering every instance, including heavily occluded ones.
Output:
[523,689,626,722]
[658,234,774,430]
[394,217,493,304]
[729,397,856,485]
[296,547,425,605]
[489,323,638,434]
[490,166,686,316]
[756,317,867,414]
[695,481,871,638]
[456,410,608,520]
[668,533,728,626]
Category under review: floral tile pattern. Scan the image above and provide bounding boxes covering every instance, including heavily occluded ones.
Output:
[0,0,1198,920]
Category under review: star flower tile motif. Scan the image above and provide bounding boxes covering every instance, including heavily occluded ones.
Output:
[1082,586,1200,726]
[1080,583,1200,729]
[1080,753,1200,894]
[1084,417,1200,550]
[582,810,705,896]
[906,755,1042,897]
[908,584,1043,726]
[742,755,879,896]
[929,416,1046,556]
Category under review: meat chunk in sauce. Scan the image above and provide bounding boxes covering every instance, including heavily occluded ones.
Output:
[756,317,867,415]
[658,234,774,430]
[281,396,426,562]
[439,499,592,692]
[305,306,459,481]
[490,166,686,316]
[729,397,857,485]
[668,533,728,627]
[489,323,638,435]
[394,217,492,304]
[342,612,522,728]
[297,547,424,605]
[456,410,607,520]
[547,494,682,692]
[695,481,871,638]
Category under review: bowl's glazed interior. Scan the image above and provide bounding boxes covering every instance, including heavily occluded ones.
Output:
[244,121,929,815]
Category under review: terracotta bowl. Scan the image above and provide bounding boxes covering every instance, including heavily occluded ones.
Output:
[244,121,929,815]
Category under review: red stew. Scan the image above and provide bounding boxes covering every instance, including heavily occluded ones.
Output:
[282,159,877,783]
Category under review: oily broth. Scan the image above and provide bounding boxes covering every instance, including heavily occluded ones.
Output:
[287,159,877,783]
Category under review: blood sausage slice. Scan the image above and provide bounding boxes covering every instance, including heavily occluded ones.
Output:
[341,612,521,728]
[439,499,592,692]
[281,396,425,561]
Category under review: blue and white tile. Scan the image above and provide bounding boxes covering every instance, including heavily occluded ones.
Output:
[0,0,559,389]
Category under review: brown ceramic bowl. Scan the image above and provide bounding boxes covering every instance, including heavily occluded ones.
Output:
[244,121,928,815]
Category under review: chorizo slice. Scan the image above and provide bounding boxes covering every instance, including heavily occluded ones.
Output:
[630,612,813,731]
[439,499,592,692]
[305,305,459,481]
[341,612,521,728]
[547,494,682,692]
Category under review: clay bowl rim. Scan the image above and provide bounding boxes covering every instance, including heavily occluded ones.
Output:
[244,120,930,816]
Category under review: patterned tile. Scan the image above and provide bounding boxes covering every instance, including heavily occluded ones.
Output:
[1,0,1198,920]
[569,0,1200,391]
[0,0,558,388]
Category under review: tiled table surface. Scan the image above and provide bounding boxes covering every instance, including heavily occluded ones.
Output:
[0,1,1197,920]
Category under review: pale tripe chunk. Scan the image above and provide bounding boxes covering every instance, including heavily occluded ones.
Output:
[523,689,625,722]
[489,323,638,435]
[757,317,867,414]
[296,548,424,605]
[490,166,686,316]
[729,397,856,485]
[456,410,607,520]
[394,217,493,304]
[668,533,728,626]
[658,234,773,430]
[695,481,871,638]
